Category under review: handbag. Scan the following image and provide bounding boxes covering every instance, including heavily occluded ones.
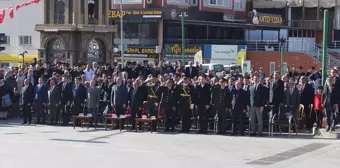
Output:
[2,94,12,108]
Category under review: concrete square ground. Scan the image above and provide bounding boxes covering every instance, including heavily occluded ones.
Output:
[1,120,340,168]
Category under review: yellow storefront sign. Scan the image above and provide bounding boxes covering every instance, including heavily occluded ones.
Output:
[0,54,38,63]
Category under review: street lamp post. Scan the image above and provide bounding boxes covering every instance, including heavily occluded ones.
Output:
[19,51,28,67]
[279,37,286,76]
[179,12,188,66]
[120,0,124,67]
[322,10,328,86]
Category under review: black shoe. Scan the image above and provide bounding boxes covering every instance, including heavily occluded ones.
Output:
[216,131,225,135]
[197,130,203,134]
[231,132,237,136]
[326,127,330,132]
[249,133,257,137]
[21,122,27,125]
[258,133,264,137]
[331,128,335,131]
[203,130,208,134]
[27,122,31,125]
[180,130,189,133]
[164,129,170,132]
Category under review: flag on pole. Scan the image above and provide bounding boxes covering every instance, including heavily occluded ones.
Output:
[8,7,14,19]
[194,50,203,64]
[0,9,6,24]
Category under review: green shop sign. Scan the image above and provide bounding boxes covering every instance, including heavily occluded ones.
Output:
[164,44,202,57]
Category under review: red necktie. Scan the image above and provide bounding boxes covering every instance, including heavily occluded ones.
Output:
[301,84,304,92]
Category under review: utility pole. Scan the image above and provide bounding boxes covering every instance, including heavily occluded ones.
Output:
[279,37,286,76]
[179,12,188,66]
[120,0,124,67]
[322,10,328,86]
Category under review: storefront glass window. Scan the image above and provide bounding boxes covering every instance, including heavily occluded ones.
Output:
[248,30,262,41]
[114,22,158,45]
[262,30,279,41]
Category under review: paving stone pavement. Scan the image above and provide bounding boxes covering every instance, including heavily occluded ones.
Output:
[1,120,340,168]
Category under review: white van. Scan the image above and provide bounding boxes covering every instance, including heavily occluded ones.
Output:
[186,63,224,72]
[224,64,242,74]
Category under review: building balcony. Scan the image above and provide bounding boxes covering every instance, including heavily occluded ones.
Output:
[288,20,323,30]
[35,24,117,33]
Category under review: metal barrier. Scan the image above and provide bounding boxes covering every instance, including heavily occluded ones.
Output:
[247,40,312,53]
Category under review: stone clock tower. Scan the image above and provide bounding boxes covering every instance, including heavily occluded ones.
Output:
[35,0,117,65]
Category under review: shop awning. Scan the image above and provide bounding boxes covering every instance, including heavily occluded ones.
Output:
[0,54,38,63]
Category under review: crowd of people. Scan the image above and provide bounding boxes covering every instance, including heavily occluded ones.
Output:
[0,60,339,136]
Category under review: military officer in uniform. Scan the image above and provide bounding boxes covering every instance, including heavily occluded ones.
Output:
[160,79,178,132]
[178,77,195,133]
[211,79,231,134]
[144,74,161,131]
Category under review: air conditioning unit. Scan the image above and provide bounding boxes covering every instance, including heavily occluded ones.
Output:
[147,0,152,4]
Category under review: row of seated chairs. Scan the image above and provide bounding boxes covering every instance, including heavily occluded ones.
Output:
[72,103,314,137]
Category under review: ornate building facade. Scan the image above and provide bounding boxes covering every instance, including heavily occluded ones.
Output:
[35,0,117,65]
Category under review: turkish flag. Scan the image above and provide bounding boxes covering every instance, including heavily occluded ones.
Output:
[16,1,34,11]
[16,4,24,11]
[31,0,41,3]
[0,9,6,24]
[8,7,14,19]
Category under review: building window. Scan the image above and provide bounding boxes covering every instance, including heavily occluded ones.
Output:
[168,0,190,5]
[234,0,246,11]
[112,0,142,4]
[270,62,276,75]
[2,36,10,44]
[205,0,232,8]
[190,0,197,5]
[19,36,32,45]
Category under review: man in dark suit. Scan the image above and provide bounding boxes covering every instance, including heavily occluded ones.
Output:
[73,77,87,116]
[231,81,249,136]
[211,79,231,134]
[185,62,197,78]
[126,80,134,107]
[60,76,74,126]
[130,79,144,130]
[269,71,285,114]
[243,76,251,106]
[249,76,266,136]
[195,76,211,134]
[48,79,61,125]
[21,79,34,124]
[284,79,300,114]
[322,77,339,132]
[34,77,49,124]
[297,76,314,130]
